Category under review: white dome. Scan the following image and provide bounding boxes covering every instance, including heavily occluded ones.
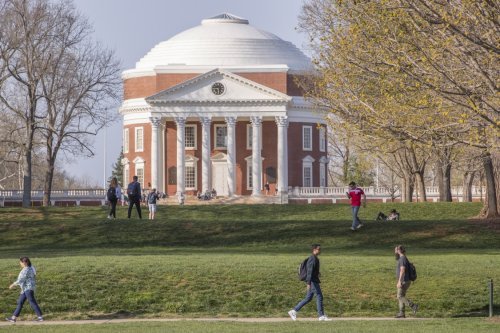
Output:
[134,13,311,72]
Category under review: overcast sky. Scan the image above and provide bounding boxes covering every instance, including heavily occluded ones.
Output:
[69,0,309,187]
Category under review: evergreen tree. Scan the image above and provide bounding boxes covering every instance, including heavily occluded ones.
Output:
[109,150,124,186]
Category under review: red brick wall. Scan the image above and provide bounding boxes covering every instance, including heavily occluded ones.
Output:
[123,123,152,187]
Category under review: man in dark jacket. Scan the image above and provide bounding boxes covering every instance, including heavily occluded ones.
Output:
[288,244,332,321]
[127,175,142,219]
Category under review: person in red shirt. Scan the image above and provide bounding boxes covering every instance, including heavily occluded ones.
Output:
[346,181,366,231]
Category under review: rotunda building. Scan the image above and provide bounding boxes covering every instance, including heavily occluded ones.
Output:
[120,13,328,199]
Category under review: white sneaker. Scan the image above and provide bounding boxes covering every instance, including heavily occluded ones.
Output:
[350,227,356,231]
[319,315,332,321]
[356,223,363,229]
[288,309,297,321]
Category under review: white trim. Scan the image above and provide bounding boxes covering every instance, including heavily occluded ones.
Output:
[135,127,144,152]
[244,155,265,190]
[302,164,313,187]
[214,124,228,150]
[185,124,197,150]
[302,126,312,151]
[123,128,129,153]
[319,163,326,187]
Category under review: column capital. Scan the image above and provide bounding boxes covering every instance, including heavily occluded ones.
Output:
[275,116,289,127]
[200,116,212,127]
[174,117,186,127]
[150,116,162,128]
[250,116,262,126]
[225,117,237,126]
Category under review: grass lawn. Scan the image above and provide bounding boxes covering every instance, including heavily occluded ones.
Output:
[1,318,500,333]
[0,203,499,325]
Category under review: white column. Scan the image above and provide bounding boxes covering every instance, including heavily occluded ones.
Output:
[250,116,262,196]
[201,117,212,193]
[225,117,237,196]
[275,116,289,194]
[174,117,186,196]
[150,117,161,190]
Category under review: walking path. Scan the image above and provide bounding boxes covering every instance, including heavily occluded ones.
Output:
[0,317,434,326]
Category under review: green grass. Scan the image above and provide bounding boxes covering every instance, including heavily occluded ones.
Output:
[1,319,500,333]
[0,203,499,323]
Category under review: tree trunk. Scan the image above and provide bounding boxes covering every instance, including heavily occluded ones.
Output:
[415,172,427,202]
[481,152,499,218]
[462,171,475,202]
[436,150,452,202]
[42,162,55,207]
[402,174,414,202]
[21,148,32,208]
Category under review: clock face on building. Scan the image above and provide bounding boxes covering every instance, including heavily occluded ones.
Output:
[211,82,225,95]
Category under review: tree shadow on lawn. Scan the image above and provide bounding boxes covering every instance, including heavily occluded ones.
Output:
[0,218,498,258]
[453,304,500,318]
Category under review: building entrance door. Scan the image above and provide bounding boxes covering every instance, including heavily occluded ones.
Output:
[212,162,228,196]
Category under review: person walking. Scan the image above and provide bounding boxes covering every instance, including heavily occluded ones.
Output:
[107,177,119,219]
[5,257,43,323]
[288,244,332,321]
[147,188,160,220]
[127,175,142,219]
[394,245,418,318]
[346,181,366,231]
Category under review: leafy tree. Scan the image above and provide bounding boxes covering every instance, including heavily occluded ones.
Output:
[108,150,124,186]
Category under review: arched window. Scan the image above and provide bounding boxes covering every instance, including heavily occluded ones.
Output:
[266,167,276,183]
[168,167,177,185]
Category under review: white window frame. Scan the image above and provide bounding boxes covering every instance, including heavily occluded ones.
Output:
[246,124,262,150]
[135,127,144,152]
[303,165,313,187]
[302,126,312,151]
[185,124,197,150]
[123,164,129,186]
[133,157,145,186]
[214,124,228,150]
[247,163,253,190]
[302,155,315,187]
[245,156,265,190]
[185,155,199,190]
[319,127,326,152]
[320,162,326,187]
[123,128,129,153]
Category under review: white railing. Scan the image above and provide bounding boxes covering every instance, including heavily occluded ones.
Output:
[289,186,485,198]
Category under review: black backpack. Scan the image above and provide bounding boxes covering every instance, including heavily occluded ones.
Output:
[407,261,417,281]
[107,187,117,201]
[127,182,139,198]
[298,257,309,281]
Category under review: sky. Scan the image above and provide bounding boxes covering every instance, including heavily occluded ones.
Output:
[69,0,309,187]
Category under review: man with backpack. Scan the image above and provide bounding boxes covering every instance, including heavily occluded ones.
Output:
[288,244,332,321]
[127,175,142,219]
[394,245,418,318]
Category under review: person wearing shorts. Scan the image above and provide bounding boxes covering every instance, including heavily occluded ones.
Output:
[147,188,159,220]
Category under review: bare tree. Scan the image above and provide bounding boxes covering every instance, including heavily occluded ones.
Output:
[39,4,121,206]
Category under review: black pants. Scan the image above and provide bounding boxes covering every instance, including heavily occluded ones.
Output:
[128,198,142,219]
[109,198,117,218]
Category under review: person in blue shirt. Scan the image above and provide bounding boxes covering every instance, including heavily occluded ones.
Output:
[6,257,43,323]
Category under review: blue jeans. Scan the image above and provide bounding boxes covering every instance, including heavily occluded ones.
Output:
[13,290,42,317]
[293,281,324,317]
[351,205,362,229]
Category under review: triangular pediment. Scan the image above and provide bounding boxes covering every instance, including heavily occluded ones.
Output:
[146,69,291,105]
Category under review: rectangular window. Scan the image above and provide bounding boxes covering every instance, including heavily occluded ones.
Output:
[247,164,253,189]
[185,166,196,189]
[319,127,326,152]
[214,125,227,149]
[185,125,197,149]
[135,127,144,152]
[320,163,326,187]
[123,128,129,153]
[303,166,312,187]
[136,167,144,185]
[303,126,312,151]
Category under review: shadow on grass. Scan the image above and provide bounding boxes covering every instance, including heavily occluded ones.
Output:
[453,304,499,318]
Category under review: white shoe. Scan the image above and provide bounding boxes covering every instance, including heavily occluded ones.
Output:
[288,309,297,321]
[350,227,356,231]
[356,223,363,229]
[107,215,112,219]
[319,315,332,321]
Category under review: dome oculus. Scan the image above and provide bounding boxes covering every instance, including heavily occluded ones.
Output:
[211,82,225,95]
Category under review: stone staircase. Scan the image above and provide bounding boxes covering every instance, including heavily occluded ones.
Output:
[158,194,287,205]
